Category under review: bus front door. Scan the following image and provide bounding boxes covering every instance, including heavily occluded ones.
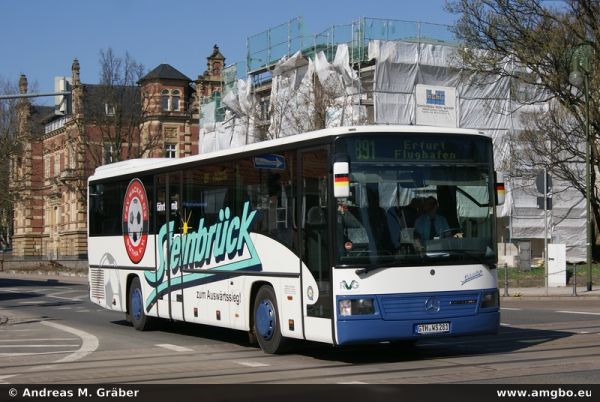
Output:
[155,172,185,322]
[300,148,334,344]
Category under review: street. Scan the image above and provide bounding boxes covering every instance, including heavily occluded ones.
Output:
[1,275,600,384]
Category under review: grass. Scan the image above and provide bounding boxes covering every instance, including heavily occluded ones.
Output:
[498,263,600,286]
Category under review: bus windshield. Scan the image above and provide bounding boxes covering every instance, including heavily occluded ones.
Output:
[334,135,495,267]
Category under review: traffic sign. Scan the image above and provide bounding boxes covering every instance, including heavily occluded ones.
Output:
[253,154,285,170]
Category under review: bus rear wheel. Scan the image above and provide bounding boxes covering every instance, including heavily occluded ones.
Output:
[253,285,288,354]
[128,277,155,331]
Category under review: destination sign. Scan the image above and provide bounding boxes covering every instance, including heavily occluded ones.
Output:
[338,135,490,164]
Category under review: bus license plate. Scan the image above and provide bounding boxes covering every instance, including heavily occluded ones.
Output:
[416,322,450,334]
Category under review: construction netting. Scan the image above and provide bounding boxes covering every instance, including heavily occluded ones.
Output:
[200,20,586,262]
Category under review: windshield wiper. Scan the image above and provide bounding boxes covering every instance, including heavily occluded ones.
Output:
[426,249,494,266]
[355,256,426,275]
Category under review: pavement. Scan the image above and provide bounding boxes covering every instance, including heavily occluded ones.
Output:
[501,285,600,300]
[1,271,599,301]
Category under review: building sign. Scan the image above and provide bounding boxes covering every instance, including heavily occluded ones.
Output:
[415,84,457,128]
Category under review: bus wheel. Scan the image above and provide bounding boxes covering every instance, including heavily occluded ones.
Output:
[129,277,154,331]
[253,286,288,354]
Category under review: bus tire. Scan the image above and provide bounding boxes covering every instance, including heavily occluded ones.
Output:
[253,285,288,354]
[128,277,155,331]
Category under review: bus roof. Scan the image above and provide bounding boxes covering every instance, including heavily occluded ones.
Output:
[89,125,487,182]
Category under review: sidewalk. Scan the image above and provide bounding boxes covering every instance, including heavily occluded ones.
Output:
[501,285,600,300]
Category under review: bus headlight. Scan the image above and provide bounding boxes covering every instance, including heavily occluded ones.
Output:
[338,298,375,316]
[480,290,499,309]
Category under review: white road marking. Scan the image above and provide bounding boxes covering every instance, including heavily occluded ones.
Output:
[0,375,16,384]
[0,351,74,357]
[556,310,600,316]
[0,344,79,348]
[236,361,270,368]
[156,343,193,353]
[500,323,512,326]
[338,381,368,384]
[578,331,590,334]
[76,310,90,313]
[41,321,99,363]
[500,307,522,311]
[0,338,78,342]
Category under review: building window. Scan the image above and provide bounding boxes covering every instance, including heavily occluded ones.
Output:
[105,103,116,116]
[161,90,170,111]
[172,90,180,111]
[103,144,114,164]
[165,143,177,158]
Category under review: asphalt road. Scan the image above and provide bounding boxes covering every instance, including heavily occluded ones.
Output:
[1,275,599,384]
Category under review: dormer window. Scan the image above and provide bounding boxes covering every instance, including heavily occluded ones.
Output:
[161,89,182,112]
[172,90,180,111]
[161,90,170,111]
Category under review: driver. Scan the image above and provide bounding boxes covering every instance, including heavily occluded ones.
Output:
[414,196,450,241]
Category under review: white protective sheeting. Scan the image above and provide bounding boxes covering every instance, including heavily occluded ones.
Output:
[200,77,258,153]
[369,39,586,262]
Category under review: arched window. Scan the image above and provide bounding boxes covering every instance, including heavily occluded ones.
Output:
[212,62,221,76]
[161,89,170,111]
[172,90,180,111]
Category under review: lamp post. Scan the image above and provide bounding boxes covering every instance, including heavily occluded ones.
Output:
[569,43,593,292]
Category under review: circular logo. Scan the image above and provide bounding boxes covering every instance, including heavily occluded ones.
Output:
[425,297,441,313]
[122,179,149,264]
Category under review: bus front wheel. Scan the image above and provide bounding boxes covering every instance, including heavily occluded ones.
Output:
[253,285,288,354]
[128,277,155,331]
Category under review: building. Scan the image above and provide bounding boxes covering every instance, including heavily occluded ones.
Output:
[9,46,225,261]
[199,18,587,264]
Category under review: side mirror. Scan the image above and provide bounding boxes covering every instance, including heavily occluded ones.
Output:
[333,161,350,198]
[495,171,505,206]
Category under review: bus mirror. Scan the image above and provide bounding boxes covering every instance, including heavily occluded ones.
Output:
[495,171,505,205]
[333,161,350,198]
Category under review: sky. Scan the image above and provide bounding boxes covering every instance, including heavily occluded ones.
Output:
[0,0,455,103]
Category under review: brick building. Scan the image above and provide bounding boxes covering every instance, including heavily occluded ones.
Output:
[9,46,225,260]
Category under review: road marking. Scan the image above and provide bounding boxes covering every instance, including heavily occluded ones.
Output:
[41,321,99,363]
[156,343,193,353]
[0,338,78,342]
[76,310,90,313]
[556,310,600,316]
[56,307,73,310]
[0,344,79,348]
[500,307,522,311]
[338,381,368,384]
[236,361,270,368]
[500,323,512,326]
[18,301,43,305]
[0,375,16,384]
[578,331,590,334]
[0,351,75,357]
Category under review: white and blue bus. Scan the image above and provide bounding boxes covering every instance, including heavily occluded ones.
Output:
[88,125,503,353]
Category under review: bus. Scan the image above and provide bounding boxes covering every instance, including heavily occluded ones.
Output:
[88,125,503,354]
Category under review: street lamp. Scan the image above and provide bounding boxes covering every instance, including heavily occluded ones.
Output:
[569,43,593,292]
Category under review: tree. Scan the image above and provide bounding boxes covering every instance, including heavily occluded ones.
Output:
[446,0,600,231]
[0,77,18,249]
[77,49,161,169]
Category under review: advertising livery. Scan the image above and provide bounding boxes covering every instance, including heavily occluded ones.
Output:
[88,125,501,354]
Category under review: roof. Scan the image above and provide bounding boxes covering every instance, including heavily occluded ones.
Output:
[138,64,191,83]
[89,125,487,182]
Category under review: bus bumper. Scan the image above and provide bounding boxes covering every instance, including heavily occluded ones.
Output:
[336,311,499,345]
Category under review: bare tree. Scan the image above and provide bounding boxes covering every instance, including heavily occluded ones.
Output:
[0,77,18,249]
[446,0,600,230]
[77,49,161,169]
